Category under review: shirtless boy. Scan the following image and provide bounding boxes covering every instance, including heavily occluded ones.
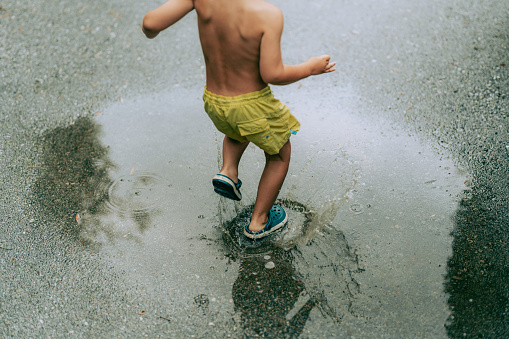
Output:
[143,0,335,240]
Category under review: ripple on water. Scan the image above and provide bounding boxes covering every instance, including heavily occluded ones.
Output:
[104,172,167,216]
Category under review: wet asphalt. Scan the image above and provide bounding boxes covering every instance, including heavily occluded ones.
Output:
[0,0,508,338]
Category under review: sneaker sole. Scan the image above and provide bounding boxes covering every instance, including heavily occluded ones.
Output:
[212,175,241,201]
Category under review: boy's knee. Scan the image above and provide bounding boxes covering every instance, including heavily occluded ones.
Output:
[269,141,291,158]
[265,152,281,161]
[265,149,291,163]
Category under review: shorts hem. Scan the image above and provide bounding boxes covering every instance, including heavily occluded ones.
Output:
[263,130,293,155]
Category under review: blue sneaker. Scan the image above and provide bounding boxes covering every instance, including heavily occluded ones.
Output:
[244,205,288,240]
[212,174,242,201]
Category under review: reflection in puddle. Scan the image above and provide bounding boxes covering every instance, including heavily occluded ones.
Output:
[221,198,361,336]
[445,187,509,337]
[33,117,114,247]
[33,117,168,248]
[232,248,315,337]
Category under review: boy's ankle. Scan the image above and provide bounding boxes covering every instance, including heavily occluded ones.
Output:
[218,170,238,183]
[248,215,269,232]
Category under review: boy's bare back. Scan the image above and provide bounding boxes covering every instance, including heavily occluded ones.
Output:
[142,0,335,96]
[196,0,279,96]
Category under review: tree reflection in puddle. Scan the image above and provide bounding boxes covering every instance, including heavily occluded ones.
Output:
[445,185,509,337]
[33,117,156,248]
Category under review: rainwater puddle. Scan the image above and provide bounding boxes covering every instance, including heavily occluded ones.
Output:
[38,85,466,336]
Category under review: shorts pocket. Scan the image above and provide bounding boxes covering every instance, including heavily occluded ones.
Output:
[237,118,279,154]
[237,118,270,137]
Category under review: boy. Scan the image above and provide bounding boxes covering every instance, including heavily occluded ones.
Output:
[143,0,335,240]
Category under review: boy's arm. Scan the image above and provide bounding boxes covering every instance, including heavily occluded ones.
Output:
[142,0,194,39]
[259,9,336,85]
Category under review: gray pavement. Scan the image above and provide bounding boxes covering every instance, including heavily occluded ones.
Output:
[1,0,507,337]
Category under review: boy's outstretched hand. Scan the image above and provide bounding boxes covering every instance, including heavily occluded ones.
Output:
[307,55,336,75]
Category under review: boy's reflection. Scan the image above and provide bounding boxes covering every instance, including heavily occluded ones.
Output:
[232,248,316,337]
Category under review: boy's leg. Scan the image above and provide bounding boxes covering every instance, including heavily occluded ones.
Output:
[248,140,291,232]
[219,136,250,183]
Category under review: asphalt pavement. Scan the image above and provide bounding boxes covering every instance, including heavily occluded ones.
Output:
[1,0,507,337]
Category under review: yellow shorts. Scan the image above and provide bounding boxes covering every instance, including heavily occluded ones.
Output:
[203,86,300,155]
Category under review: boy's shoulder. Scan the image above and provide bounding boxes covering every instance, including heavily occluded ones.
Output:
[241,0,283,30]
[196,0,282,19]
[250,0,283,18]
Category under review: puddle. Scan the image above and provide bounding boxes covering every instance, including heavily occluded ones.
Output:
[32,85,467,336]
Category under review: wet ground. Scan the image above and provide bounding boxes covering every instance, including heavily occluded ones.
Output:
[1,0,507,337]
